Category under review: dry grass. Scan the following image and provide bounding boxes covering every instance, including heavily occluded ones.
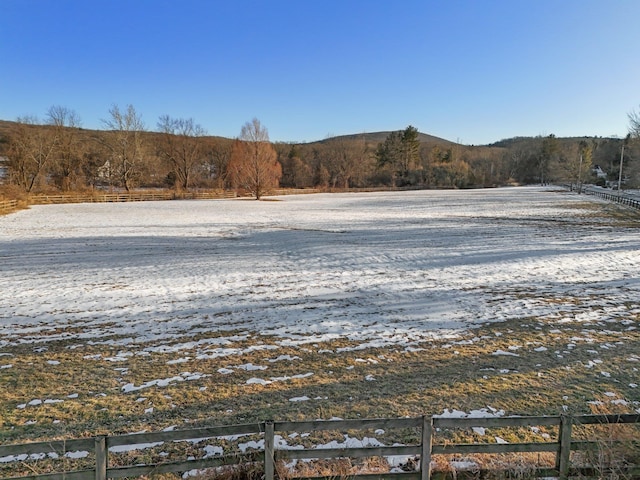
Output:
[571,397,640,479]
[2,313,639,440]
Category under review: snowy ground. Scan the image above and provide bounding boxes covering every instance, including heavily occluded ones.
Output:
[1,186,639,473]
[1,186,638,349]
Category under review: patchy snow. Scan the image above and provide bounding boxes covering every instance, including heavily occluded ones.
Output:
[492,349,519,357]
[2,188,638,354]
[246,372,314,386]
[317,435,384,449]
[246,377,271,385]
[451,460,479,470]
[202,445,224,458]
[236,363,268,371]
[64,451,89,459]
[269,354,301,362]
[122,372,209,392]
[109,442,164,453]
[435,407,505,418]
[289,396,310,402]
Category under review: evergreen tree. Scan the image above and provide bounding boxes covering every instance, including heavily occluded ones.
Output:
[376,125,421,186]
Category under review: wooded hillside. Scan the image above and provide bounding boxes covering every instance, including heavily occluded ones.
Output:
[0,116,637,198]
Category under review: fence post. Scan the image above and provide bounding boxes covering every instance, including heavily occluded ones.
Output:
[557,414,572,480]
[264,420,275,480]
[420,415,433,480]
[95,435,107,480]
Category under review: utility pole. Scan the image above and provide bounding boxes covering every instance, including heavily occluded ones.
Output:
[618,144,624,195]
[577,154,583,193]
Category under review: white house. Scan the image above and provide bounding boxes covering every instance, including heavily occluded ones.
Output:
[0,156,8,181]
[592,165,607,179]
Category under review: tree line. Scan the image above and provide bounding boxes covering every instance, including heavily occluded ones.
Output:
[1,104,638,200]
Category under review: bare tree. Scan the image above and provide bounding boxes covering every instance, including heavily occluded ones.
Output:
[157,115,206,191]
[204,139,231,189]
[100,104,146,191]
[320,137,371,189]
[7,116,58,192]
[227,118,282,199]
[629,107,640,139]
[47,105,84,191]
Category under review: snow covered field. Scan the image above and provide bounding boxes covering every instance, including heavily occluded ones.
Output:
[1,186,639,473]
[1,187,638,350]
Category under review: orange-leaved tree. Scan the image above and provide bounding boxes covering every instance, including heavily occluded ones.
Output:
[227,118,281,199]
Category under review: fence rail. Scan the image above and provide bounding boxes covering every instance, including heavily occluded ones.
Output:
[27,190,239,205]
[580,186,640,209]
[0,188,324,215]
[2,414,639,480]
[0,199,18,215]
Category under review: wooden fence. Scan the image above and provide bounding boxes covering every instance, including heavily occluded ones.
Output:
[28,190,238,205]
[2,414,638,480]
[0,199,18,215]
[0,188,327,214]
[580,186,640,209]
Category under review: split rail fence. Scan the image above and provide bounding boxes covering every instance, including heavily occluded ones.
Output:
[0,199,18,215]
[28,190,238,205]
[2,414,639,480]
[580,186,640,209]
[0,188,325,212]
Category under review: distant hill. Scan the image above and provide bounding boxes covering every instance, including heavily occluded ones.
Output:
[0,119,232,146]
[0,118,620,153]
[314,131,455,147]
[488,135,618,149]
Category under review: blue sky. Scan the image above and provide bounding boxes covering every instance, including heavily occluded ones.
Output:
[1,0,639,145]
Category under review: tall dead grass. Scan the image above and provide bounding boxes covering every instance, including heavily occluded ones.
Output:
[571,397,640,480]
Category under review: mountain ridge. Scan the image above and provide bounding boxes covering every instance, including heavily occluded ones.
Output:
[0,119,622,148]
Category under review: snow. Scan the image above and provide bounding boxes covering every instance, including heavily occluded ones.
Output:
[109,442,164,453]
[492,350,519,357]
[435,407,505,419]
[289,396,310,402]
[122,372,209,392]
[451,460,479,470]
[2,187,637,355]
[236,363,268,371]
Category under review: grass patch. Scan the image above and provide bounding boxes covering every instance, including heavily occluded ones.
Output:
[2,312,638,446]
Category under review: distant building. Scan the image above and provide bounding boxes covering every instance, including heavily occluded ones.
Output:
[0,156,8,182]
[592,165,607,179]
[97,160,111,181]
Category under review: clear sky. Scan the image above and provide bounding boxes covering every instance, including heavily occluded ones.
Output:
[1,0,639,145]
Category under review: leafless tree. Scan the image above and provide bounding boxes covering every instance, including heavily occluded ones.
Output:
[629,107,640,139]
[157,115,206,191]
[227,118,282,199]
[205,140,232,189]
[322,138,354,188]
[47,105,84,191]
[100,104,146,191]
[7,116,58,192]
